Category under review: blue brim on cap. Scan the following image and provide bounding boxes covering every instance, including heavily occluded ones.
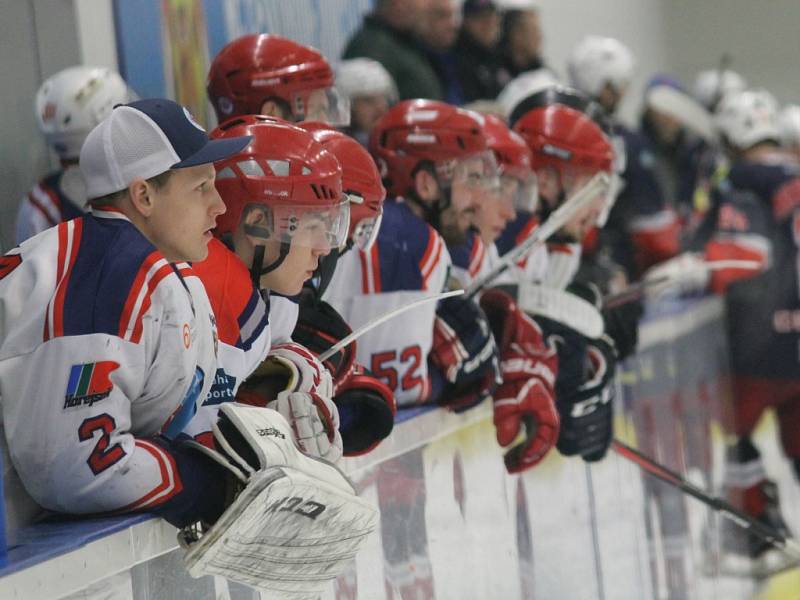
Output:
[172,135,252,168]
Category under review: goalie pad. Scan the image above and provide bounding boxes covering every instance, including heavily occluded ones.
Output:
[181,404,378,596]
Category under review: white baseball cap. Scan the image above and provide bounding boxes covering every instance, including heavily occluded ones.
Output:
[80,98,251,199]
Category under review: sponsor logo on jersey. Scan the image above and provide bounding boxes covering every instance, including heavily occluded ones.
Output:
[63,361,119,409]
[203,368,237,405]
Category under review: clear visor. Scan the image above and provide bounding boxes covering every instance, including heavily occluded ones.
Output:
[246,200,351,252]
[560,171,613,239]
[346,191,383,252]
[293,87,351,127]
[500,172,538,213]
[436,150,501,192]
[596,172,622,227]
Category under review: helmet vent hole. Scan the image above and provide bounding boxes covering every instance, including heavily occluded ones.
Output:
[237,159,265,177]
[267,159,289,176]
[310,183,322,199]
[216,166,236,180]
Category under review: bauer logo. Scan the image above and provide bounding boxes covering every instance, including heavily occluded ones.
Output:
[63,361,119,409]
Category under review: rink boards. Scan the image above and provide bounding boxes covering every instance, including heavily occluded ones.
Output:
[2,295,800,599]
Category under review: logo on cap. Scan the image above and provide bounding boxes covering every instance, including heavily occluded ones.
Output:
[182,107,206,132]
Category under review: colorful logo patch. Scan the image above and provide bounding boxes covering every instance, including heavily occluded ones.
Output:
[64,361,119,409]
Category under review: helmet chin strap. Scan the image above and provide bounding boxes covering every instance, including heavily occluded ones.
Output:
[243,223,292,288]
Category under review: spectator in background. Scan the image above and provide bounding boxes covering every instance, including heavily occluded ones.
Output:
[336,58,398,147]
[454,0,505,102]
[343,0,444,101]
[415,0,464,105]
[498,6,545,81]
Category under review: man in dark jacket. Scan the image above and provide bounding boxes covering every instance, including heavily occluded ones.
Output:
[454,0,507,102]
[343,0,444,101]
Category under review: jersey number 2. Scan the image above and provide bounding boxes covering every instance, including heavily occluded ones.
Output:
[79,414,126,475]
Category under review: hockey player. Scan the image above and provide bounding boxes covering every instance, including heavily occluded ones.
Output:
[646,89,800,573]
[16,66,131,243]
[0,98,251,526]
[779,103,800,162]
[207,33,349,126]
[568,36,680,278]
[324,99,501,413]
[186,116,349,463]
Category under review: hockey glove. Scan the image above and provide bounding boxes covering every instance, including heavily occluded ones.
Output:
[480,288,560,473]
[428,294,501,412]
[602,298,642,361]
[555,335,617,462]
[292,297,357,392]
[335,366,397,456]
[179,404,377,595]
[237,342,343,463]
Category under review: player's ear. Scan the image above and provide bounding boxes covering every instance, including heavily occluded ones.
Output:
[260,99,291,120]
[128,178,154,217]
[414,169,439,203]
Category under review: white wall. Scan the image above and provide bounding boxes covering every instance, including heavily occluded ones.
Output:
[663,0,800,105]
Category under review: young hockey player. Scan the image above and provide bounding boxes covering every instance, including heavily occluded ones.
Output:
[186,116,350,463]
[16,66,131,243]
[207,33,349,126]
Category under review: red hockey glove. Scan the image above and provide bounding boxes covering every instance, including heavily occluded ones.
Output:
[480,289,560,473]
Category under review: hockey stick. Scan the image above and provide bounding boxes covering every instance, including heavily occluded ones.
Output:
[319,289,464,362]
[465,171,611,299]
[603,259,762,309]
[612,439,800,560]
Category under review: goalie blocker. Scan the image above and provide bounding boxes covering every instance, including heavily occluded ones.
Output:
[180,404,377,596]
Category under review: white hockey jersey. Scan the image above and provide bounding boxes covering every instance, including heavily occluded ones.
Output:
[0,210,218,520]
[324,200,451,407]
[16,166,87,244]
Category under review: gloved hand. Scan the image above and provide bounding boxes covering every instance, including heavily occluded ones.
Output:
[602,299,642,361]
[429,294,501,411]
[555,335,617,462]
[644,252,709,298]
[335,365,396,456]
[480,288,560,473]
[237,342,342,463]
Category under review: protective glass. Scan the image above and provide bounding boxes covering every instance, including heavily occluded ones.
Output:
[346,192,383,252]
[500,172,538,213]
[247,200,351,252]
[293,87,351,127]
[436,150,500,191]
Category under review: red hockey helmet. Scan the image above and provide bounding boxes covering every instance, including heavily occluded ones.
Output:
[513,104,613,176]
[369,99,495,199]
[210,115,348,252]
[207,34,348,125]
[301,122,386,251]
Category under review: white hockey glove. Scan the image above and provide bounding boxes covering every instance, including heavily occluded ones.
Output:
[644,252,709,299]
[258,342,343,464]
[180,404,377,597]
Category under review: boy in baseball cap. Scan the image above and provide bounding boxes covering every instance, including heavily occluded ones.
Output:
[0,99,252,527]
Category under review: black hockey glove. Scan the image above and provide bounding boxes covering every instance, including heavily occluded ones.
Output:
[554,335,617,462]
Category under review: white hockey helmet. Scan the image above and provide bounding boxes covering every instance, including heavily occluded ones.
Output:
[567,35,635,98]
[335,58,398,103]
[35,66,131,160]
[496,68,560,119]
[692,68,747,111]
[778,104,800,148]
[714,88,781,150]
